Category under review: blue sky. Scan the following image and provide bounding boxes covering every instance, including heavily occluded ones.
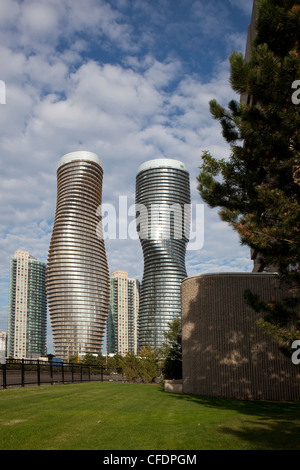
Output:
[0,0,254,353]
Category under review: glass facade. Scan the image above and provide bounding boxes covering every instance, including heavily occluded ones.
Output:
[46,151,109,360]
[26,259,47,356]
[8,251,47,358]
[135,159,190,350]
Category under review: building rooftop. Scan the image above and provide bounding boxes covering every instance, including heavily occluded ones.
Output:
[137,158,186,174]
[58,151,101,168]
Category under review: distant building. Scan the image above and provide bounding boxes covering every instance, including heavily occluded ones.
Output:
[8,250,47,359]
[241,0,258,93]
[107,270,139,356]
[0,331,7,363]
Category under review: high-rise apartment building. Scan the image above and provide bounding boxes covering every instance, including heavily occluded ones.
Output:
[8,250,47,359]
[135,158,190,350]
[107,270,139,355]
[46,151,109,360]
[241,0,277,273]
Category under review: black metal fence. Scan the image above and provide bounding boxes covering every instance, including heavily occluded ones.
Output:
[0,359,125,389]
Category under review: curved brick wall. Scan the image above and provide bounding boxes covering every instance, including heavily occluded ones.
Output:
[181,273,300,401]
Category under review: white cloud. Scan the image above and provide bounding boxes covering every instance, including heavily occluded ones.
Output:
[21,2,59,38]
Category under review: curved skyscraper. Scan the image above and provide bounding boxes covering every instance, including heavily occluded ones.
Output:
[46,151,109,360]
[136,158,190,350]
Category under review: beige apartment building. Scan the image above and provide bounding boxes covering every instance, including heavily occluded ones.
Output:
[107,270,139,356]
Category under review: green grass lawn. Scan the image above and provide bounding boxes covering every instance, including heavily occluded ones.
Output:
[0,382,299,450]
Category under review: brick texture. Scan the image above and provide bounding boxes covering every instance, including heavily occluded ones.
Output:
[182,273,300,401]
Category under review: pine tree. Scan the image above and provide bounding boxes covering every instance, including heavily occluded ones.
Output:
[197,0,300,355]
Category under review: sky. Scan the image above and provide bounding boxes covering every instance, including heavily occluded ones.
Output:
[0,0,255,354]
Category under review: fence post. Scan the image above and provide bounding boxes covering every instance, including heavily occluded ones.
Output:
[21,359,25,387]
[2,363,6,389]
[1,358,107,389]
[50,361,53,385]
[37,360,40,386]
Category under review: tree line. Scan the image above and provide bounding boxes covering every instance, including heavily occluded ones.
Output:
[65,317,182,384]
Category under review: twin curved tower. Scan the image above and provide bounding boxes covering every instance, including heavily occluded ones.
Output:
[47,152,190,358]
[46,151,109,360]
[136,159,191,350]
